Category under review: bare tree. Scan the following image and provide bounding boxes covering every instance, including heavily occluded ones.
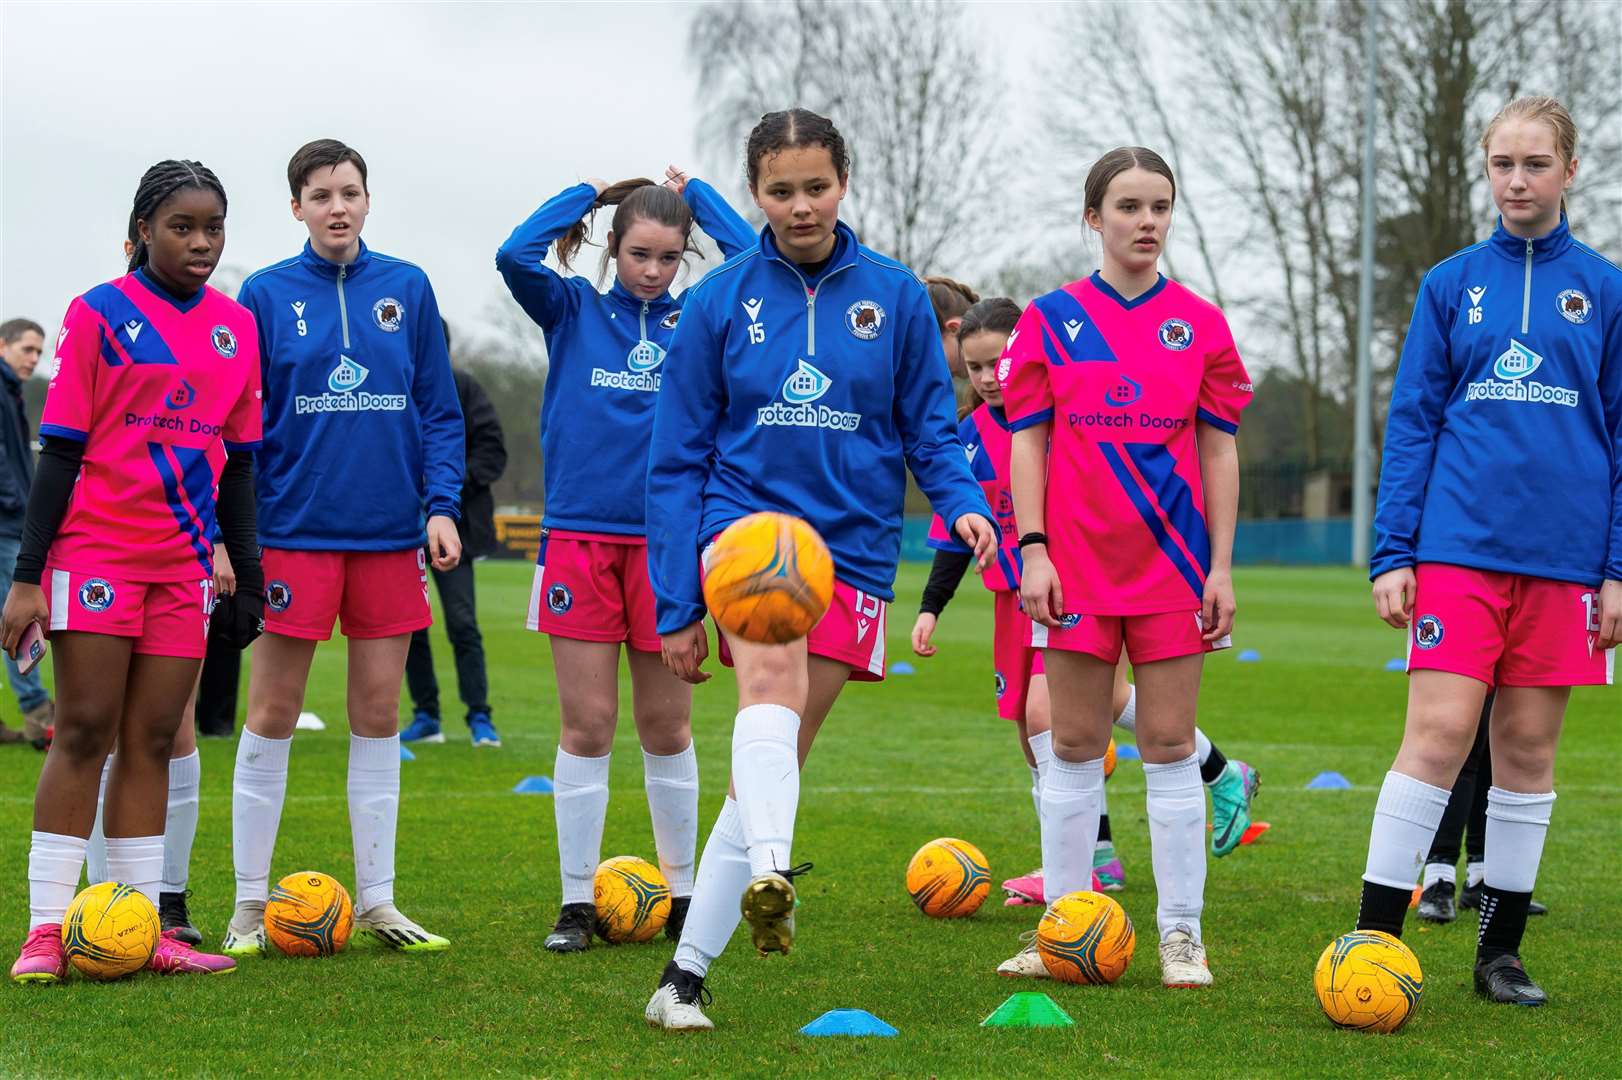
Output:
[688,0,1010,274]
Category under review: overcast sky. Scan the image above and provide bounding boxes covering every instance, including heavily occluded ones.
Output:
[2,2,733,361]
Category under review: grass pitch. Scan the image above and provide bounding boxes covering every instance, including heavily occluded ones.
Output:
[1,563,1617,1077]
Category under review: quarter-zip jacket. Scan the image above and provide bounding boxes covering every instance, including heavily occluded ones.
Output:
[0,362,35,536]
[237,240,465,550]
[1373,216,1622,585]
[646,221,991,634]
[495,179,754,536]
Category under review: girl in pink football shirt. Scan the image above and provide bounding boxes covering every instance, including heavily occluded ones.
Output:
[999,147,1253,989]
[4,160,265,983]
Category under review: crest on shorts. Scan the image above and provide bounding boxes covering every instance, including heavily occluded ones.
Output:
[845,300,886,340]
[372,297,404,332]
[1556,289,1593,325]
[78,579,115,612]
[1058,613,1082,629]
[1158,318,1193,352]
[211,325,238,358]
[547,583,574,615]
[1414,614,1444,649]
[660,309,681,331]
[994,671,1007,699]
[267,581,293,612]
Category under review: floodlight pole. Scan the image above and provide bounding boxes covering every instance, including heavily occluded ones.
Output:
[1350,0,1379,568]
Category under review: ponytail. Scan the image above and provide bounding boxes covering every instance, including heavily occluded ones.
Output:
[555,179,697,278]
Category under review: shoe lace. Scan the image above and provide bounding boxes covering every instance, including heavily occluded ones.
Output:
[21,926,59,958]
[675,975,714,1008]
[1491,955,1535,988]
[1161,934,1202,966]
[776,861,814,882]
[1015,928,1040,954]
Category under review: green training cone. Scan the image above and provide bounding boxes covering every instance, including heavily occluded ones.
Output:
[981,991,1075,1028]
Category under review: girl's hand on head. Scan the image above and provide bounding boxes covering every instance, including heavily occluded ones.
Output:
[660,622,711,684]
[427,515,461,572]
[911,612,938,657]
[1,583,47,658]
[1371,567,1416,629]
[585,176,609,198]
[1598,579,1622,650]
[663,166,690,195]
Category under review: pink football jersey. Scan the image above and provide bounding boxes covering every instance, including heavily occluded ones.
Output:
[927,405,1022,592]
[998,273,1251,614]
[40,271,262,582]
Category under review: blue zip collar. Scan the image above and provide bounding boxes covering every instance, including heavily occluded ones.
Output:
[759,221,859,289]
[606,276,676,314]
[298,238,372,279]
[1489,213,1573,264]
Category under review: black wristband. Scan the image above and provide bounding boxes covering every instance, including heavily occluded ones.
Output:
[1017,532,1048,549]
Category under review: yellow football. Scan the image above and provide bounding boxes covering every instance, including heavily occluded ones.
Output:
[265,871,353,957]
[594,856,672,944]
[1314,930,1424,1033]
[61,881,159,980]
[1036,890,1136,984]
[905,837,991,918]
[703,512,835,644]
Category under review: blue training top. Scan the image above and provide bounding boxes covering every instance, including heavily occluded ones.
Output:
[495,179,755,536]
[646,220,991,634]
[1373,216,1622,585]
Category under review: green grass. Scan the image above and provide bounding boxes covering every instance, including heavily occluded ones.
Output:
[2,563,1618,1077]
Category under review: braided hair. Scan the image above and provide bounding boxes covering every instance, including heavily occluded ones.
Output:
[126,160,228,272]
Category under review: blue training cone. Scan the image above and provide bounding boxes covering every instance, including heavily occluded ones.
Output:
[1385,657,1407,672]
[512,775,555,795]
[1237,649,1261,662]
[1306,771,1353,790]
[1115,743,1141,761]
[399,745,415,762]
[800,1009,898,1037]
[888,661,916,676]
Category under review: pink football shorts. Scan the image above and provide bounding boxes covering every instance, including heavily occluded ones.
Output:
[994,589,1045,721]
[45,565,213,659]
[714,578,890,682]
[262,547,431,641]
[526,531,660,653]
[1031,607,1232,664]
[1405,563,1615,687]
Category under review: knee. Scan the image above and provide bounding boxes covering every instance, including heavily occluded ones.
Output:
[560,703,618,757]
[736,649,805,708]
[1489,738,1556,789]
[636,713,692,756]
[1398,707,1480,780]
[1135,729,1195,764]
[50,715,116,766]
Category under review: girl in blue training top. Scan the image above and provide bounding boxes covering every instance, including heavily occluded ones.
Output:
[495,167,753,955]
[641,109,996,1030]
[1351,97,1621,1007]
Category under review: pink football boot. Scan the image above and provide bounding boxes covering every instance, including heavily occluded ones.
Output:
[11,924,66,984]
[149,929,236,975]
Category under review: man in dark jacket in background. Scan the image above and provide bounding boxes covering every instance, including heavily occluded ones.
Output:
[0,318,54,747]
[402,320,508,747]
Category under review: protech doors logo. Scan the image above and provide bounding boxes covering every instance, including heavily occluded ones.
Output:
[756,359,862,431]
[296,355,408,415]
[1465,339,1579,408]
[591,339,665,393]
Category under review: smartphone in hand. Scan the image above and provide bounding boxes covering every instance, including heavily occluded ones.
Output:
[16,622,46,676]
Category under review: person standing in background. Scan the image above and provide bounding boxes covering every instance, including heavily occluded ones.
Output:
[401,319,508,747]
[0,318,54,748]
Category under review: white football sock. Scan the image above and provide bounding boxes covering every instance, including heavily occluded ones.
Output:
[104,835,164,907]
[85,754,112,886]
[1039,753,1104,900]
[643,743,699,898]
[1028,730,1053,835]
[1422,862,1457,889]
[673,798,750,979]
[1029,765,1042,828]
[1466,860,1486,888]
[1113,685,1137,732]
[732,704,800,878]
[1194,727,1213,766]
[554,746,611,906]
[162,750,201,893]
[1484,787,1555,893]
[1145,752,1206,942]
[1362,770,1450,890]
[29,831,88,929]
[232,730,292,906]
[348,734,401,914]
